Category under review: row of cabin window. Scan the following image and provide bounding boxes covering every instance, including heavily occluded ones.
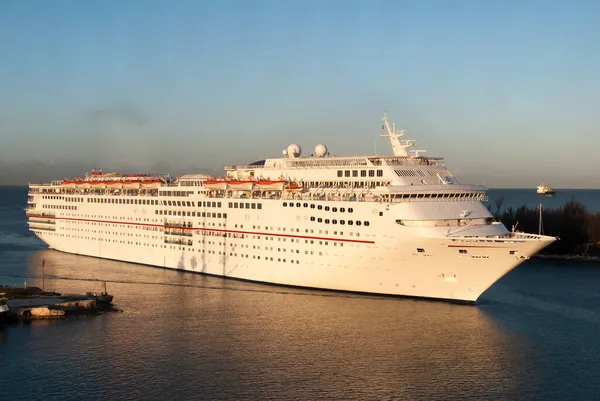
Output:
[390,193,484,200]
[337,169,384,178]
[156,210,228,218]
[228,202,263,210]
[42,204,77,210]
[283,202,354,213]
[305,181,388,189]
[89,197,161,205]
[309,217,369,226]
[159,191,194,196]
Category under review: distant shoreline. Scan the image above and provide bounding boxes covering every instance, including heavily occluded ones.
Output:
[533,254,600,264]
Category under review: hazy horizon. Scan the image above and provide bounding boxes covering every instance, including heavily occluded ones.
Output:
[1,0,599,188]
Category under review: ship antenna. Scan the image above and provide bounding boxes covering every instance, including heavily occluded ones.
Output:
[380,113,411,157]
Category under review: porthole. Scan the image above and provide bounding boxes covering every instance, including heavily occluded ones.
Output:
[325,206,330,211]
[283,202,287,206]
[290,203,294,207]
[356,221,362,226]
[348,208,353,213]
[364,221,370,226]
[296,203,301,207]
[340,220,345,225]
[318,205,323,210]
[325,219,330,224]
[317,218,323,223]
[310,204,315,209]
[340,208,345,212]
[303,203,308,207]
[332,207,337,212]
[348,221,353,225]
[310,217,315,221]
[333,219,338,224]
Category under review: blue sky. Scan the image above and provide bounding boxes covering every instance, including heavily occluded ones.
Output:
[1,0,598,187]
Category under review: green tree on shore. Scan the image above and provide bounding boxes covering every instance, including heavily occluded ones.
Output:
[498,199,599,256]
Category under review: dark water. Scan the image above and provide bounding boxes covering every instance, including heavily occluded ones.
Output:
[1,187,600,400]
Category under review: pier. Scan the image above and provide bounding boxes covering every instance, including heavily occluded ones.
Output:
[0,284,114,324]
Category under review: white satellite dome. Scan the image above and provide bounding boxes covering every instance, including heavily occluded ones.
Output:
[287,144,301,158]
[314,144,327,157]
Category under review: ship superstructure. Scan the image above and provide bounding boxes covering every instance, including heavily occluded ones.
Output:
[25,114,556,303]
[537,183,556,196]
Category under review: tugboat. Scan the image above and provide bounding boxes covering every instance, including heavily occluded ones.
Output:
[86,282,113,305]
[0,292,8,324]
[537,183,556,197]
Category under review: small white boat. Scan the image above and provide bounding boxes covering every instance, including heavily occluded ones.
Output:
[537,183,556,196]
[0,293,8,315]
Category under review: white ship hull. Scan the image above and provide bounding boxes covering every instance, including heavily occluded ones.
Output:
[28,196,554,303]
[26,114,556,303]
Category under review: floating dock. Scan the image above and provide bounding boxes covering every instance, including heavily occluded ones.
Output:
[0,284,114,323]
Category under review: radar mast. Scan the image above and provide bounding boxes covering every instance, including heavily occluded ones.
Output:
[380,113,420,157]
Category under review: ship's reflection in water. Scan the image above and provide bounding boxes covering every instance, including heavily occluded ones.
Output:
[10,249,538,399]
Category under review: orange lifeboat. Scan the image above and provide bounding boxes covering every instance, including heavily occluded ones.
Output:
[122,181,141,189]
[105,181,123,189]
[89,181,106,189]
[284,183,304,192]
[61,181,77,189]
[141,180,162,189]
[227,181,254,191]
[203,180,228,190]
[255,180,286,191]
[76,181,91,189]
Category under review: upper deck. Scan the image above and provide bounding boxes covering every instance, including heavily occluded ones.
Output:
[27,114,486,204]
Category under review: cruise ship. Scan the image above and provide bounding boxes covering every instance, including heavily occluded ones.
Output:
[25,114,556,303]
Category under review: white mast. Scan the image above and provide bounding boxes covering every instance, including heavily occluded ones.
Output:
[380,113,418,157]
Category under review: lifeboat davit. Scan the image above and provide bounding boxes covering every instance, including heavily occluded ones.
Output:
[76,181,91,189]
[227,181,254,191]
[203,180,228,190]
[255,180,286,191]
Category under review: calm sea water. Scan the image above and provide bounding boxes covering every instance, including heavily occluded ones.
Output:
[1,186,600,400]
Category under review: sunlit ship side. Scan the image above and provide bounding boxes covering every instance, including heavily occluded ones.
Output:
[537,183,556,197]
[25,115,556,303]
